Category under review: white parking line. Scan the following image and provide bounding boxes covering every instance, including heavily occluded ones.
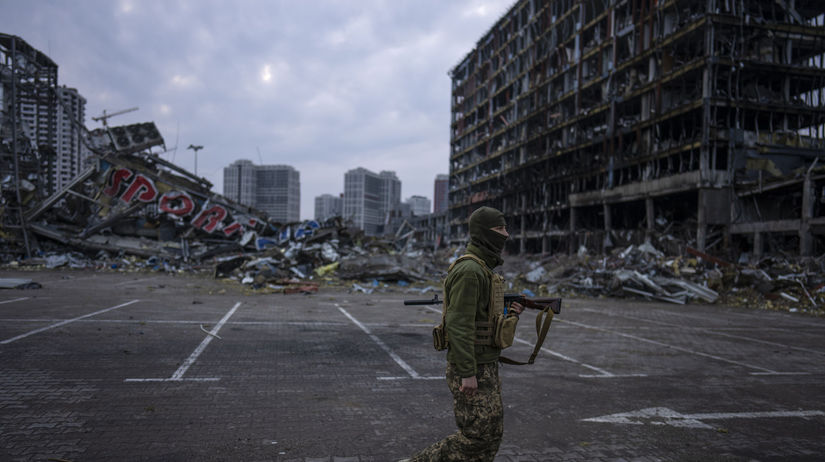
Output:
[0,297,29,305]
[0,299,140,345]
[124,302,241,383]
[171,302,240,380]
[561,318,805,375]
[512,336,645,378]
[622,303,825,330]
[579,307,825,357]
[422,306,632,378]
[0,319,427,328]
[338,304,440,380]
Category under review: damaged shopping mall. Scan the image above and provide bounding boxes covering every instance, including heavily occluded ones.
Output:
[2,13,825,313]
[0,33,308,266]
[448,0,825,259]
[0,34,439,294]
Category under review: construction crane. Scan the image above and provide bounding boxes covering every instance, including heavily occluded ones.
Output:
[92,106,139,127]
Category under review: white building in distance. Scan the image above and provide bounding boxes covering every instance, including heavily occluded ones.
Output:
[223,160,300,222]
[314,193,342,222]
[406,195,431,216]
[343,167,401,235]
[54,86,89,192]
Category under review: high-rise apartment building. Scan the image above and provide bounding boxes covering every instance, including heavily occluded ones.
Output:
[53,86,89,192]
[433,174,449,214]
[223,160,300,222]
[449,0,825,256]
[314,193,342,222]
[343,167,402,235]
[406,195,431,216]
[1,35,84,197]
[380,170,401,218]
[223,159,257,207]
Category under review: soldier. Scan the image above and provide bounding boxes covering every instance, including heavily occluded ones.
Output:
[404,206,523,462]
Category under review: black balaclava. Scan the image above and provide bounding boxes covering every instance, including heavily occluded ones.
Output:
[467,206,507,268]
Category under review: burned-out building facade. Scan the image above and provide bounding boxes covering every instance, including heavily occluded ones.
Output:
[448,0,825,258]
[0,35,89,199]
[1,34,61,256]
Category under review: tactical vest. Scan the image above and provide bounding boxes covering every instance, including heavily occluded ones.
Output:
[433,254,517,351]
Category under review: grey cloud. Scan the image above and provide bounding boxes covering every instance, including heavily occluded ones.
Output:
[1,0,514,218]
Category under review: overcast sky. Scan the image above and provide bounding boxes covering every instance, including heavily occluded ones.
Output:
[1,0,514,219]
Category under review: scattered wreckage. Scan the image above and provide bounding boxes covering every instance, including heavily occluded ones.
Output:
[0,121,822,314]
[499,240,825,315]
[1,119,438,294]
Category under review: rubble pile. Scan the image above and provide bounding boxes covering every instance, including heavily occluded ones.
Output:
[0,118,448,294]
[0,122,822,315]
[499,242,825,316]
[210,229,446,294]
[1,121,363,286]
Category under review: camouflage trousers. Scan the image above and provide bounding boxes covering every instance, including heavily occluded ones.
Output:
[411,362,503,462]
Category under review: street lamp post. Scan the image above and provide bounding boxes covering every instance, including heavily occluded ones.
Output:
[187,144,203,176]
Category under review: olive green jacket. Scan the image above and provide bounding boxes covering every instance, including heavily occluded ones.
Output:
[445,244,502,378]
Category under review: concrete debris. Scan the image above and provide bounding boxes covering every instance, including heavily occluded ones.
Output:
[352,283,374,294]
[0,119,425,293]
[0,121,821,314]
[525,266,546,283]
[0,278,41,289]
[499,241,824,315]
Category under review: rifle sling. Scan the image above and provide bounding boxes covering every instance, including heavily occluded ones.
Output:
[498,305,554,366]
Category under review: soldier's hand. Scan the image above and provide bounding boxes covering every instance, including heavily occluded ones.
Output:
[510,301,524,315]
[459,376,478,396]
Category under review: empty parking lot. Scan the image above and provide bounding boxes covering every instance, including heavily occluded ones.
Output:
[1,269,824,461]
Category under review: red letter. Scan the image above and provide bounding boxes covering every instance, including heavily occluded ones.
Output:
[159,191,195,216]
[222,221,243,237]
[103,168,133,197]
[120,174,158,203]
[192,205,227,233]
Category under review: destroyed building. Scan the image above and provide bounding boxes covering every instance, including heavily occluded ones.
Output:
[0,34,304,263]
[0,32,428,290]
[1,34,59,257]
[448,0,825,258]
[0,35,90,199]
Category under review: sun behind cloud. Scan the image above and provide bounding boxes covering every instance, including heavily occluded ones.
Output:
[260,64,273,83]
[257,61,291,88]
[119,0,134,14]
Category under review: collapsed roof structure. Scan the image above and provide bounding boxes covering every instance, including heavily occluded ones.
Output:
[448,0,825,259]
[0,34,308,262]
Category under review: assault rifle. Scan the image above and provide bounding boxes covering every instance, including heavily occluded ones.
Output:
[405,293,561,365]
[404,294,562,314]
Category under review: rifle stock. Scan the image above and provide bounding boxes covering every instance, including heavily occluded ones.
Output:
[504,295,562,314]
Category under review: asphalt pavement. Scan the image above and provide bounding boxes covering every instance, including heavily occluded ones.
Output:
[1,269,824,461]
